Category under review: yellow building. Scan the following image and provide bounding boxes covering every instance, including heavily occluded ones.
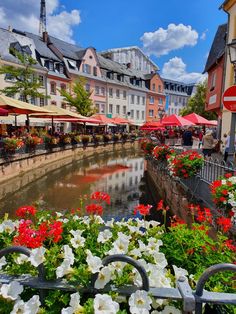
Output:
[221,0,236,139]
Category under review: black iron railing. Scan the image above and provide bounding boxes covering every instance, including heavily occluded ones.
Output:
[0,246,235,314]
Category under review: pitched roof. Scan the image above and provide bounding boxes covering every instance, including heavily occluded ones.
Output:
[203,23,227,73]
[24,31,61,61]
[48,35,83,60]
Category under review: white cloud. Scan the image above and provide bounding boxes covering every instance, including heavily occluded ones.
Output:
[200,29,208,40]
[0,0,81,43]
[162,57,207,84]
[140,23,198,57]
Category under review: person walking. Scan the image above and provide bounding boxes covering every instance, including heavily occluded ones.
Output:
[202,129,214,158]
[224,132,236,162]
[182,127,193,147]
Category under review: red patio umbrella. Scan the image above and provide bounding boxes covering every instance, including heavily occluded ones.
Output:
[140,127,165,131]
[112,117,132,125]
[0,108,8,116]
[54,117,100,124]
[183,113,210,125]
[162,114,195,127]
[141,121,164,128]
[91,114,116,125]
[205,120,218,126]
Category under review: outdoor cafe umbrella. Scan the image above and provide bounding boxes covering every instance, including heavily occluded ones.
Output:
[183,113,211,125]
[141,121,164,128]
[162,114,195,127]
[112,117,132,125]
[91,114,116,125]
[0,108,8,116]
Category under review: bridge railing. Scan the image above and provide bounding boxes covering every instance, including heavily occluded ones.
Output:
[0,246,235,314]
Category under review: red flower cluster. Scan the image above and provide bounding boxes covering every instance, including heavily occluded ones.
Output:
[13,220,63,248]
[169,151,204,179]
[86,203,103,216]
[216,217,232,233]
[134,204,152,216]
[16,206,37,218]
[195,207,212,224]
[140,139,155,155]
[156,200,169,211]
[171,215,186,227]
[152,145,174,162]
[211,174,235,209]
[90,191,111,205]
[224,239,236,252]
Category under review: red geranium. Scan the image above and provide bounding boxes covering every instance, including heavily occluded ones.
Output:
[216,217,232,233]
[90,191,111,205]
[16,206,37,218]
[134,204,152,216]
[86,203,103,216]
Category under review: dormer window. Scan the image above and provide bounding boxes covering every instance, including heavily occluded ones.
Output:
[68,60,76,69]
[82,64,91,74]
[93,67,97,76]
[49,61,54,71]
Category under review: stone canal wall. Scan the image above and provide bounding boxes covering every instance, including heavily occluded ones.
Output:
[0,141,138,200]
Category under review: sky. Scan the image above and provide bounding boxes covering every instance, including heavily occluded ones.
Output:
[0,0,227,83]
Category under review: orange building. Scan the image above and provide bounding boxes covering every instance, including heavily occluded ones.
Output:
[145,73,166,122]
[204,24,227,116]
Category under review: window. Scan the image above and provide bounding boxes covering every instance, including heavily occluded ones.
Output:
[48,61,54,71]
[101,87,105,96]
[82,64,91,74]
[210,71,216,90]
[30,97,36,105]
[100,103,105,114]
[93,66,97,76]
[5,73,15,81]
[123,90,127,99]
[137,96,140,105]
[61,103,67,109]
[116,105,120,114]
[136,110,140,120]
[116,89,120,98]
[109,104,113,113]
[149,96,154,104]
[59,64,64,74]
[51,101,57,106]
[60,84,66,91]
[19,94,24,101]
[50,82,56,95]
[109,88,113,97]
[142,97,145,105]
[95,86,99,95]
[152,83,156,91]
[95,103,100,112]
[142,111,145,120]
[131,95,135,104]
[38,75,44,86]
[130,110,134,118]
[123,106,126,115]
[158,85,162,93]
[85,83,90,92]
[39,97,45,107]
[159,98,163,104]
[149,109,154,117]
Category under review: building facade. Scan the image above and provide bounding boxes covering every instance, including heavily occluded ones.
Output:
[145,73,166,121]
[204,24,227,117]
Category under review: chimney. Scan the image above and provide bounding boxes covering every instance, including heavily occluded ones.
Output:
[126,62,131,69]
[8,25,12,32]
[42,31,48,43]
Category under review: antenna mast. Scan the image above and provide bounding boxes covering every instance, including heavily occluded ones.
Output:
[39,0,47,37]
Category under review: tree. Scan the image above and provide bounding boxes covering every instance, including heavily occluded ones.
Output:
[180,81,217,120]
[0,49,46,103]
[60,77,96,117]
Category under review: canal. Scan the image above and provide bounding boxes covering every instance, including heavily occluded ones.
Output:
[0,148,160,220]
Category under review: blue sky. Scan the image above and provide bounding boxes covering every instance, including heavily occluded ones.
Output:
[0,0,227,82]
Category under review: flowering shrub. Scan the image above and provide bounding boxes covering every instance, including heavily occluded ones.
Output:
[24,135,43,148]
[140,140,155,155]
[81,135,91,145]
[168,151,204,178]
[2,137,24,152]
[152,145,174,162]
[211,173,236,210]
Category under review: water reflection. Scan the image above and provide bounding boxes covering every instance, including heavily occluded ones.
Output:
[0,149,145,220]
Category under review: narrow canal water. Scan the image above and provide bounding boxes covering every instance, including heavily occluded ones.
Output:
[0,148,161,220]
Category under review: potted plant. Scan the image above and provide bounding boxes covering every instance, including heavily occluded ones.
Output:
[2,137,24,154]
[112,133,120,143]
[24,135,43,152]
[81,135,90,147]
[168,150,204,179]
[152,145,174,162]
[103,134,111,144]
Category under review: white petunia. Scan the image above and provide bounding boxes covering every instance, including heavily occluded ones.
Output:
[94,215,104,224]
[129,290,152,314]
[0,220,15,234]
[56,259,73,278]
[61,292,82,314]
[162,305,181,314]
[70,230,86,249]
[62,245,74,265]
[129,248,142,258]
[0,256,7,270]
[11,295,41,314]
[97,229,112,243]
[173,265,188,280]
[94,266,111,289]
[105,218,115,227]
[0,281,23,300]
[146,238,163,254]
[94,294,119,314]
[29,247,46,267]
[108,235,130,255]
[15,254,29,265]
[86,250,103,274]
[152,252,168,269]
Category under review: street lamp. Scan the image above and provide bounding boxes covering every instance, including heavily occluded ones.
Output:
[158,107,165,123]
[227,39,236,164]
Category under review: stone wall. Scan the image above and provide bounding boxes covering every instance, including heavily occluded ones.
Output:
[0,141,138,200]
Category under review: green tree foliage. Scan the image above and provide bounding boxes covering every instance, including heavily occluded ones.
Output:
[0,49,45,103]
[60,77,96,116]
[180,81,217,120]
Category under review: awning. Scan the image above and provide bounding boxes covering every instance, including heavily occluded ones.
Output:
[162,114,195,127]
[183,113,211,125]
[30,105,87,120]
[112,117,133,125]
[0,108,8,116]
[91,114,116,125]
